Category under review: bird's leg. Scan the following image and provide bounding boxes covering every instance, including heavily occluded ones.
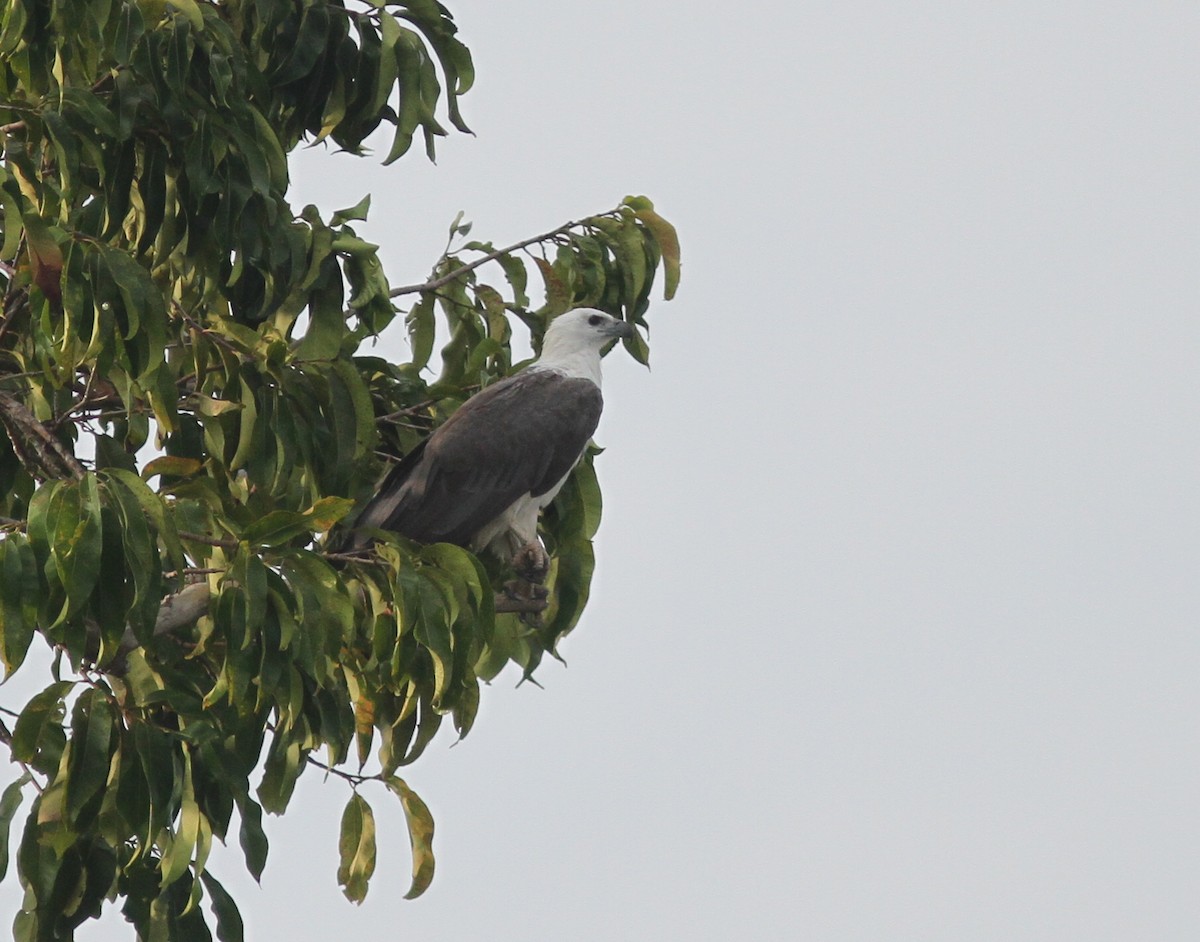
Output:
[502,540,551,626]
[512,540,551,591]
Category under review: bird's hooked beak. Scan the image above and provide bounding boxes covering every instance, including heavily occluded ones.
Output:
[605,320,634,339]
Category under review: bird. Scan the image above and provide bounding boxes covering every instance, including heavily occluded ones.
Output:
[335,307,633,583]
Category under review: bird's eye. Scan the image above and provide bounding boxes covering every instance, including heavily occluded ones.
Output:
[587,314,604,326]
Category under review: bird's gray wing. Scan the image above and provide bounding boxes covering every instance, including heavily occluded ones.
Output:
[347,371,603,548]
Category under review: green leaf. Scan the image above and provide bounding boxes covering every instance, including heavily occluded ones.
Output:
[11,681,74,764]
[23,212,64,306]
[304,497,355,532]
[534,256,571,317]
[257,732,302,815]
[410,574,453,707]
[66,688,115,825]
[331,235,380,258]
[329,359,377,460]
[497,252,530,308]
[200,871,244,942]
[0,169,25,260]
[165,0,204,30]
[161,795,201,889]
[331,195,371,225]
[0,537,38,678]
[229,377,259,472]
[631,201,682,300]
[51,474,104,621]
[141,456,203,480]
[336,793,376,904]
[99,468,186,579]
[100,474,162,646]
[614,217,648,313]
[405,294,435,371]
[239,511,309,548]
[237,796,268,883]
[385,776,435,899]
[240,552,267,636]
[421,542,486,613]
[0,773,30,883]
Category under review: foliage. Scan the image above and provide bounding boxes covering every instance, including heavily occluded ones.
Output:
[0,1,679,938]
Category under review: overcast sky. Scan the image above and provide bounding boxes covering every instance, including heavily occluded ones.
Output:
[3,2,1198,939]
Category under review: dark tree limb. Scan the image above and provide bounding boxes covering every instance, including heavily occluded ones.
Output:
[105,582,212,674]
[0,388,85,481]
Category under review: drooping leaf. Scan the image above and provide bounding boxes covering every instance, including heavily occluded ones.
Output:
[0,537,38,678]
[0,773,31,883]
[336,792,376,904]
[23,213,64,307]
[385,776,435,900]
[65,688,115,825]
[200,871,245,942]
[237,796,269,884]
[11,681,75,765]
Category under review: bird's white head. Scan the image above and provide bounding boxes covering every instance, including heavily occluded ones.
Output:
[532,308,633,385]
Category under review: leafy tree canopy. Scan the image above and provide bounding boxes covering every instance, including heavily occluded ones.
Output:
[0,1,679,938]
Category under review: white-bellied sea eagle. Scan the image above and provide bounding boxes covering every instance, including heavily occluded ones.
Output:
[336,307,632,581]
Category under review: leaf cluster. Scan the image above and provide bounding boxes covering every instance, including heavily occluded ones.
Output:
[0,2,680,938]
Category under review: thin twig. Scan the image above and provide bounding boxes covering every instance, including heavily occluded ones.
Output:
[377,398,438,422]
[388,214,606,297]
[323,551,386,566]
[53,367,99,430]
[162,567,225,579]
[0,370,49,384]
[0,291,29,361]
[177,530,238,549]
[303,752,375,787]
[376,385,478,425]
[0,717,45,793]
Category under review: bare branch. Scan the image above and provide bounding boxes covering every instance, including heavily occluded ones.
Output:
[152,582,212,636]
[493,596,548,615]
[388,214,607,297]
[105,582,212,674]
[177,530,239,549]
[53,367,99,430]
[303,751,375,786]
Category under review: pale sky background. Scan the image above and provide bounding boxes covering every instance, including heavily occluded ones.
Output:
[3,1,1198,939]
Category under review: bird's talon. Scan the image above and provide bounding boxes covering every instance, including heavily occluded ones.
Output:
[513,541,550,584]
[502,579,525,600]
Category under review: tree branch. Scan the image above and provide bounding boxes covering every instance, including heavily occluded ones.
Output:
[388,214,606,297]
[0,388,86,481]
[151,582,213,636]
[105,582,212,674]
[303,751,375,786]
[493,596,548,615]
[177,530,239,549]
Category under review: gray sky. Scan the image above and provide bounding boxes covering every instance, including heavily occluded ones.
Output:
[4,1,1198,939]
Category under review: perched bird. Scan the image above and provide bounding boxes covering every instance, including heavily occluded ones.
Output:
[337,307,633,581]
